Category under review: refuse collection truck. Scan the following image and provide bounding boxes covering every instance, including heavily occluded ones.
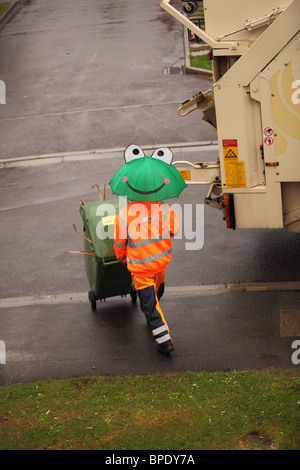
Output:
[160,0,300,232]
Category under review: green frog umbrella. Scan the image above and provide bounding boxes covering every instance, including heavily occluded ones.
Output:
[109,145,187,202]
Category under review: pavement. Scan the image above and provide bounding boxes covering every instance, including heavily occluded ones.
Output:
[0,283,299,385]
[0,1,20,30]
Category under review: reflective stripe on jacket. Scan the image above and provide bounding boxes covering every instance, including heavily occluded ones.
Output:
[114,201,179,276]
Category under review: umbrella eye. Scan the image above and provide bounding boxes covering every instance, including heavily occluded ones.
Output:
[124,144,145,163]
[152,147,173,165]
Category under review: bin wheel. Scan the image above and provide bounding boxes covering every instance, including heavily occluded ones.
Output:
[130,286,137,304]
[88,290,97,311]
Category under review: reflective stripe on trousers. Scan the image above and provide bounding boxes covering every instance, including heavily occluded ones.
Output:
[131,271,172,347]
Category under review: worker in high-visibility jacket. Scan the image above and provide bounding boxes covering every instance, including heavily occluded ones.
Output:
[114,200,180,354]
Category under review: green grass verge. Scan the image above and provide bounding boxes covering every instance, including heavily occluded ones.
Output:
[190,54,212,71]
[1,369,299,450]
[0,2,11,17]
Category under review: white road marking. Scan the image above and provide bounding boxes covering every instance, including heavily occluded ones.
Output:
[0,141,218,169]
[0,282,299,308]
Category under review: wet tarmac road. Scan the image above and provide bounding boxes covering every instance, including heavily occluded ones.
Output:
[0,152,299,385]
[1,287,299,385]
[0,0,299,384]
[0,0,214,159]
[0,150,299,300]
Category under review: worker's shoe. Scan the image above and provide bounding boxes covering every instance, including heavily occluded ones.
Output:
[157,343,175,355]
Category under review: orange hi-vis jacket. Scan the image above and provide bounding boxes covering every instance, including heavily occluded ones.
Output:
[114,201,180,276]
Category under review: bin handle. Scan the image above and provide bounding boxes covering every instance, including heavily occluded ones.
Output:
[101,258,122,266]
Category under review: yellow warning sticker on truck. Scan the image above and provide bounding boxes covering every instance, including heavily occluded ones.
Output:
[224,161,246,188]
[222,139,238,160]
[178,170,191,181]
[222,139,246,188]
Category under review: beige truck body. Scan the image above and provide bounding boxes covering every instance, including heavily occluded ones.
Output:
[160,0,300,232]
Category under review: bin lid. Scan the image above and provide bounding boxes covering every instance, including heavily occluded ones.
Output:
[79,198,126,260]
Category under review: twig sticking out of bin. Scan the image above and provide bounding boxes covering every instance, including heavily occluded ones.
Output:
[72,223,92,244]
[65,250,96,258]
[91,184,103,201]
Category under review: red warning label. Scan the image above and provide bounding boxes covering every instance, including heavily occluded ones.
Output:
[222,139,238,148]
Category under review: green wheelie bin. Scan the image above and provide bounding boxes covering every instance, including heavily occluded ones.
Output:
[79,198,136,310]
